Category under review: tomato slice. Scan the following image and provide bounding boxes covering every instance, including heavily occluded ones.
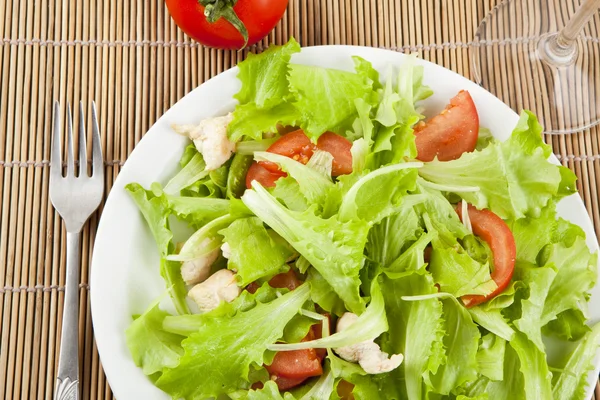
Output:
[268,269,303,291]
[245,282,260,294]
[271,375,308,391]
[414,90,479,162]
[310,315,330,361]
[246,270,303,294]
[261,130,315,173]
[265,322,325,386]
[245,161,286,189]
[456,203,517,308]
[316,132,353,176]
[260,129,353,177]
[250,381,264,390]
[424,246,432,263]
[264,346,323,379]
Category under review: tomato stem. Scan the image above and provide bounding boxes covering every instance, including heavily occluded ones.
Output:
[199,0,249,47]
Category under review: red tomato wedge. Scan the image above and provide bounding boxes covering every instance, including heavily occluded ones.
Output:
[456,203,517,308]
[414,90,479,162]
[265,344,323,379]
[260,129,353,177]
[307,315,330,361]
[266,322,326,390]
[245,162,286,189]
[424,246,433,263]
[268,269,303,291]
[316,132,353,176]
[263,130,315,170]
[271,375,308,391]
[246,270,303,294]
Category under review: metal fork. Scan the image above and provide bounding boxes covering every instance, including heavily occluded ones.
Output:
[50,101,104,400]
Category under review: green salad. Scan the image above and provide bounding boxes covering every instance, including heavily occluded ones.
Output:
[125,38,600,400]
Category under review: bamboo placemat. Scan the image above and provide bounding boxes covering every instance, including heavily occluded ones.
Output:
[0,0,599,399]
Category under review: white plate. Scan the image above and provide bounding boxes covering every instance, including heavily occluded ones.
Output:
[91,46,600,399]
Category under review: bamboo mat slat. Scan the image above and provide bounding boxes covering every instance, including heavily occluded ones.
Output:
[0,1,599,399]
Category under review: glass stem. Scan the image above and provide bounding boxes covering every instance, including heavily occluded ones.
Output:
[558,0,600,47]
[540,0,600,66]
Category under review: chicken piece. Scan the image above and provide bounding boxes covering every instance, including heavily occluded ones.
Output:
[334,312,403,375]
[188,269,241,313]
[172,113,235,171]
[221,242,232,260]
[180,238,220,285]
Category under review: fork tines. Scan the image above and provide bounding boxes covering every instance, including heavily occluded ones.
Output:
[50,101,104,233]
[51,101,103,179]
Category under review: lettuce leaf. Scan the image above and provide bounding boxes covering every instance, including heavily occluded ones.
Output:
[425,213,496,297]
[255,151,335,207]
[509,333,553,400]
[166,195,230,229]
[298,368,335,400]
[164,152,209,195]
[540,237,598,327]
[163,283,281,336]
[126,183,173,255]
[234,38,301,108]
[543,308,591,341]
[219,217,295,286]
[228,102,300,142]
[512,263,557,351]
[235,137,278,155]
[374,67,401,128]
[227,39,302,141]
[242,182,369,314]
[125,183,189,315]
[468,306,515,342]
[348,98,374,171]
[379,273,443,400]
[460,341,525,400]
[369,55,431,167]
[425,297,480,395]
[476,333,506,381]
[271,176,310,212]
[418,111,571,220]
[329,351,367,379]
[338,162,421,224]
[467,280,524,342]
[366,202,421,268]
[416,181,470,239]
[456,395,489,400]
[429,245,496,297]
[306,268,346,316]
[125,301,183,376]
[229,381,289,400]
[268,278,387,351]
[352,55,382,92]
[156,284,310,399]
[181,173,225,198]
[288,64,375,140]
[507,203,557,264]
[551,322,600,400]
[283,313,318,344]
[167,214,236,262]
[385,230,435,277]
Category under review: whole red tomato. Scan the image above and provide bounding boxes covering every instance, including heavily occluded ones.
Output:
[165,0,288,50]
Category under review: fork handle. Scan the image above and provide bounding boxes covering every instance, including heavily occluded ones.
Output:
[55,232,81,400]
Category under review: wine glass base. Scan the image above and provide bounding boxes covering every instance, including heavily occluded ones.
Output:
[471,0,600,134]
